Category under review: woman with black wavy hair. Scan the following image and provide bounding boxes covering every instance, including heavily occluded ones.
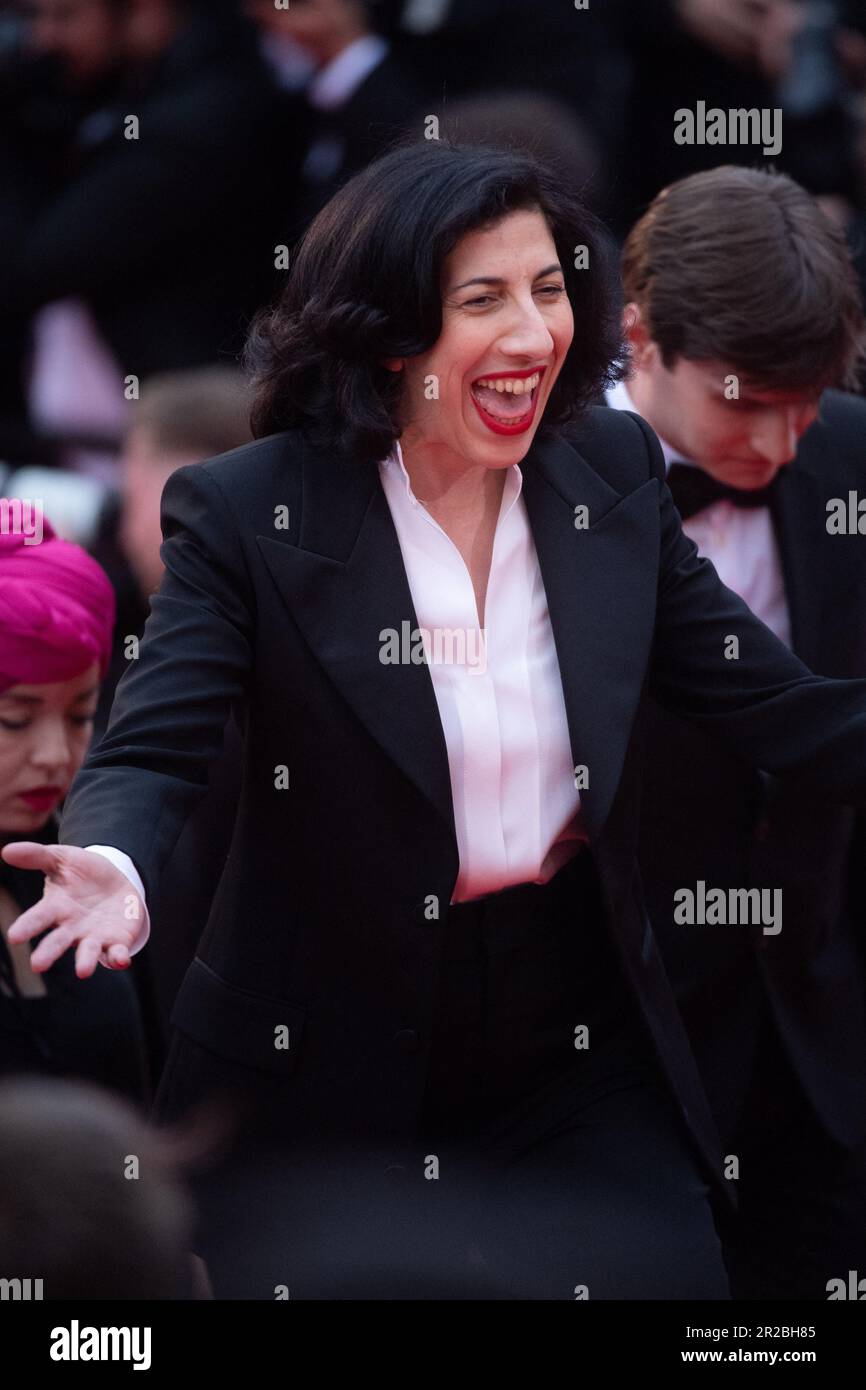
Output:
[7,139,866,1299]
[243,136,620,460]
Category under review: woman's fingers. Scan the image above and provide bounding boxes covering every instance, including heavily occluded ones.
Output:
[5,897,58,946]
[3,843,136,973]
[75,936,105,979]
[29,924,76,973]
[0,840,63,875]
[104,942,132,971]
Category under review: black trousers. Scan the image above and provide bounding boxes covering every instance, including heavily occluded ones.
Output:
[193,851,729,1298]
[402,849,729,1299]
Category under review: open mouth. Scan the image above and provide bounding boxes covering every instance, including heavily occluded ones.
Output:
[469,367,547,433]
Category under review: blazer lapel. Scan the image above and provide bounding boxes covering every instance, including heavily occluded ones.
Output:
[522,432,661,841]
[255,448,457,839]
[255,430,662,848]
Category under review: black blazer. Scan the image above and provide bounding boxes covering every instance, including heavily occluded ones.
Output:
[58,406,866,1204]
[637,390,866,1147]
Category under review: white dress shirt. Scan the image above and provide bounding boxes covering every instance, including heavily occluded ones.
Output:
[85,436,587,954]
[379,440,586,903]
[606,379,792,646]
[308,34,388,110]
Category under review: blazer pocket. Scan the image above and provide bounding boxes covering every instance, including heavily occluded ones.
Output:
[170,957,306,1078]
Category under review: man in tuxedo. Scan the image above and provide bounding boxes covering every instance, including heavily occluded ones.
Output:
[609,163,866,1297]
[246,0,425,237]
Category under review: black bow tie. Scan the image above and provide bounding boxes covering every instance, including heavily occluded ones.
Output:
[666,462,776,521]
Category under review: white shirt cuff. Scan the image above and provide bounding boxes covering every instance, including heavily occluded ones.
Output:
[83,845,151,957]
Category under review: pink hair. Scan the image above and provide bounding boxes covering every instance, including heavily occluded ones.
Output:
[0,505,115,694]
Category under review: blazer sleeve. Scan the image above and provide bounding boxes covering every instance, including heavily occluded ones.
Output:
[628,412,866,804]
[59,462,254,902]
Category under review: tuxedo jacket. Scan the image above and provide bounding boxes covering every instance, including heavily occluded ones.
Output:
[636,390,866,1148]
[317,52,426,186]
[288,53,426,240]
[58,405,866,1204]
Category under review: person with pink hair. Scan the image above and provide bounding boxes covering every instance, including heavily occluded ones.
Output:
[0,506,147,1101]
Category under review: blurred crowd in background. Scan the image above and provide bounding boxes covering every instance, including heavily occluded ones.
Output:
[3,0,866,1297]
[3,0,866,485]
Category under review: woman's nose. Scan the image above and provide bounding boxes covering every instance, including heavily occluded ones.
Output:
[498,299,556,357]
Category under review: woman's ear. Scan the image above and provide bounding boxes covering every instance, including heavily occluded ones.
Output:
[381,358,404,372]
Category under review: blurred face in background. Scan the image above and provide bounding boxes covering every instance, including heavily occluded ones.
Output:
[0,664,99,837]
[244,0,365,64]
[120,423,198,599]
[23,0,126,87]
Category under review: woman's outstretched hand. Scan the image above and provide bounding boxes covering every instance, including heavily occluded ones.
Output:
[0,842,144,978]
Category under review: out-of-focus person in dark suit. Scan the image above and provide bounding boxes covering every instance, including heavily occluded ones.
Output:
[608,164,866,1298]
[0,503,148,1103]
[0,0,293,471]
[246,0,425,237]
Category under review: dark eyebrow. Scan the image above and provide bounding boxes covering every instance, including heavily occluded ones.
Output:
[0,685,100,708]
[449,263,563,293]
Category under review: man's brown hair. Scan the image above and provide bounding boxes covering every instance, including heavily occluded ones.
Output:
[621,166,866,393]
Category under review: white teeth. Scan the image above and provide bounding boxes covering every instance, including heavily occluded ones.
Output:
[474,372,540,394]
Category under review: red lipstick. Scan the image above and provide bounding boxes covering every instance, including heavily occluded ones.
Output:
[18,786,63,812]
[469,365,548,437]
